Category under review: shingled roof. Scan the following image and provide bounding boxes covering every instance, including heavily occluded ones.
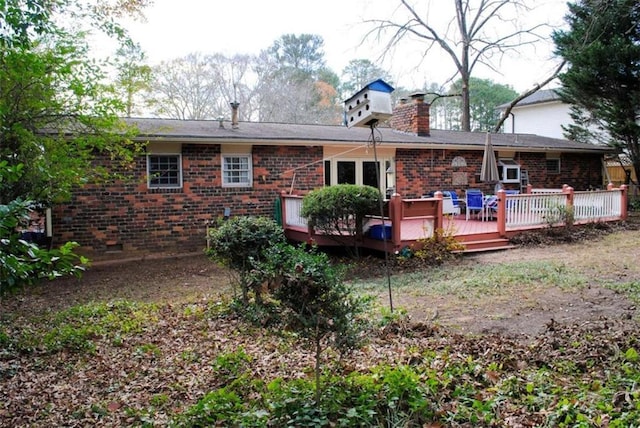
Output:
[497,88,562,109]
[128,117,612,154]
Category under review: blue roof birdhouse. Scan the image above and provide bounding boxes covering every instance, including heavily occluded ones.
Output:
[344,79,394,128]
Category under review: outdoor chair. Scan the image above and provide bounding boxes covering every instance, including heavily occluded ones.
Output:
[441,191,461,215]
[465,189,486,221]
[445,190,463,215]
[485,195,499,220]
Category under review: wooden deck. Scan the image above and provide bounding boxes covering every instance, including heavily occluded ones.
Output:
[280,185,629,254]
[364,215,523,253]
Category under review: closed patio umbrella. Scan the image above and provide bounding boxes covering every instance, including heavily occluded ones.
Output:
[480,132,500,183]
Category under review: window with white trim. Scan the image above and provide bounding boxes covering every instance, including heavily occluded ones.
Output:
[546,158,561,174]
[498,159,521,183]
[222,154,252,187]
[324,158,394,193]
[147,154,182,188]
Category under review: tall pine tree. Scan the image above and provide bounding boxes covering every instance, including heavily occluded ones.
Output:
[553,0,640,183]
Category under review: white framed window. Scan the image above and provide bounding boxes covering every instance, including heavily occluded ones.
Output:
[324,158,394,193]
[498,159,521,183]
[546,158,561,174]
[147,154,182,188]
[222,154,252,187]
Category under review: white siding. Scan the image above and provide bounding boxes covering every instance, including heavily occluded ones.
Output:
[503,101,571,139]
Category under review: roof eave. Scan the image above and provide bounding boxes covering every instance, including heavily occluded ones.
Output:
[134,135,613,153]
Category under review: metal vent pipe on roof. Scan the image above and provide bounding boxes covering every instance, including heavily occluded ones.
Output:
[230,101,239,129]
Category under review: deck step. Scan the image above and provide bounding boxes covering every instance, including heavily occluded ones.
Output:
[455,238,516,253]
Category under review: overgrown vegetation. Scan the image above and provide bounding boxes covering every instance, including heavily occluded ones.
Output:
[206,216,370,406]
[1,0,147,292]
[2,220,640,426]
[398,223,465,267]
[543,203,575,228]
[2,294,639,426]
[1,164,88,295]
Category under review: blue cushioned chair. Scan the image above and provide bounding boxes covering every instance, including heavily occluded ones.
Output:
[465,189,485,221]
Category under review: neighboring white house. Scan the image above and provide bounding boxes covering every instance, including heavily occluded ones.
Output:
[497,89,640,192]
[498,89,570,139]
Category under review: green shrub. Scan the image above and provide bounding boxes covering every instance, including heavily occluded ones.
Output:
[206,216,286,304]
[265,244,370,404]
[301,184,381,256]
[212,349,253,383]
[0,199,87,295]
[171,388,257,427]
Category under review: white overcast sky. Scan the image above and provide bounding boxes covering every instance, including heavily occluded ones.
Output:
[118,0,569,93]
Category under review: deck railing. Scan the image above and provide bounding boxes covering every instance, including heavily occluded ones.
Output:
[282,194,307,227]
[503,185,627,230]
[505,193,568,228]
[572,190,622,222]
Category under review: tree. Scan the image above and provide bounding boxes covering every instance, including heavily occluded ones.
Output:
[148,53,220,120]
[267,33,326,78]
[254,34,342,124]
[448,77,517,131]
[340,59,393,99]
[206,53,259,121]
[113,42,152,117]
[552,0,640,183]
[0,0,146,205]
[148,52,257,121]
[365,0,547,131]
[0,0,148,287]
[265,244,369,406]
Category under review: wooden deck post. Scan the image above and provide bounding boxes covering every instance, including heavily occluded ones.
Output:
[389,193,402,248]
[564,186,575,218]
[620,184,628,220]
[496,189,506,236]
[433,191,444,232]
[526,184,533,194]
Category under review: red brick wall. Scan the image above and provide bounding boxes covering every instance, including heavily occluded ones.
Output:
[52,144,323,260]
[394,149,604,199]
[520,152,603,190]
[395,149,486,198]
[52,141,602,260]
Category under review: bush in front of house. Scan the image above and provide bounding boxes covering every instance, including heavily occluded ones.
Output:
[205,216,286,304]
[301,184,381,256]
[243,242,371,407]
[207,217,371,407]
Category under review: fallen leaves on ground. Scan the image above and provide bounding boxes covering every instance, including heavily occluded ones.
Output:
[1,298,638,426]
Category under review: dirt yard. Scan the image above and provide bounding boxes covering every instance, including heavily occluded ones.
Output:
[6,217,640,340]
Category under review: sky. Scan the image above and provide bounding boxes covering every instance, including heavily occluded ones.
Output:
[119,0,569,93]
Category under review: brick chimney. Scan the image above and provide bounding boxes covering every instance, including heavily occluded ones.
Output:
[389,92,430,136]
[230,101,240,129]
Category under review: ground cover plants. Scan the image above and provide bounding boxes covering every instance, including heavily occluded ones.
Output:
[1,216,639,426]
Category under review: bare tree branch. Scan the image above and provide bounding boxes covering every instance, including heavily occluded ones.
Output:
[493,60,566,133]
[363,0,550,132]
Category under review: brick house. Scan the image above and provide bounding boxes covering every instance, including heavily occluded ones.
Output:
[52,94,613,261]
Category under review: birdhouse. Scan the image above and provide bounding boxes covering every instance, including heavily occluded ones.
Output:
[344,79,394,128]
